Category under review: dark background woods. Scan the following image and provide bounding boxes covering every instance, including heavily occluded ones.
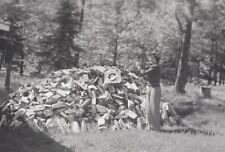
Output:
[1,0,225,93]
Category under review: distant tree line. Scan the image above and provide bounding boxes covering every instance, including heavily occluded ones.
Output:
[1,0,225,93]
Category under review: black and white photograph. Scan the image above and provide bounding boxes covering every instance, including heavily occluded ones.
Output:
[0,0,225,152]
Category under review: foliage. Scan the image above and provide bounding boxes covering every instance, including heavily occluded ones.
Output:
[0,0,27,89]
[38,0,82,70]
[1,0,225,91]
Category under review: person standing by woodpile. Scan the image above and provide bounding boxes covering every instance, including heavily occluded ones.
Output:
[137,52,162,131]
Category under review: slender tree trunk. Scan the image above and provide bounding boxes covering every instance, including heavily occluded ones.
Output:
[175,21,192,94]
[5,49,14,90]
[213,71,217,86]
[5,62,11,90]
[0,51,4,70]
[113,38,118,66]
[80,0,85,23]
[19,52,25,75]
[19,59,24,75]
[222,71,225,85]
[219,71,222,85]
[74,51,79,68]
[213,40,218,86]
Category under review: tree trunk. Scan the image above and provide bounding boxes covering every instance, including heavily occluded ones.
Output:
[74,51,79,68]
[175,21,192,94]
[113,38,118,66]
[175,0,196,94]
[19,61,24,75]
[0,51,5,70]
[19,56,24,75]
[213,70,217,86]
[80,0,85,23]
[222,73,225,85]
[5,62,11,90]
[219,71,222,85]
[4,49,14,90]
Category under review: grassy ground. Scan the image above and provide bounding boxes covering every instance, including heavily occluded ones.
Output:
[55,130,225,152]
[0,74,225,152]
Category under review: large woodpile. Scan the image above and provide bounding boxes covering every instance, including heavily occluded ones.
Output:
[0,66,179,133]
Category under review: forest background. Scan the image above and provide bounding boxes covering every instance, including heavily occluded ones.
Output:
[0,0,225,94]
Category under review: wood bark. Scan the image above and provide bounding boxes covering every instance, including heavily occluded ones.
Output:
[0,51,5,70]
[175,0,196,94]
[74,51,79,68]
[5,62,11,90]
[175,21,192,93]
[113,37,118,66]
[80,0,85,23]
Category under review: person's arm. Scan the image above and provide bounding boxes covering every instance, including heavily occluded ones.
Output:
[139,64,158,77]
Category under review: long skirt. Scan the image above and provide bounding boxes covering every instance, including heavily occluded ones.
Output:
[146,86,161,131]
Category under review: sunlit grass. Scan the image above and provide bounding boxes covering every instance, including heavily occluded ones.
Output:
[54,129,225,152]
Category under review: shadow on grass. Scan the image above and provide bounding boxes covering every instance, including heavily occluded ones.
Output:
[195,97,225,115]
[212,96,225,103]
[161,126,216,136]
[0,125,72,152]
[172,95,225,118]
